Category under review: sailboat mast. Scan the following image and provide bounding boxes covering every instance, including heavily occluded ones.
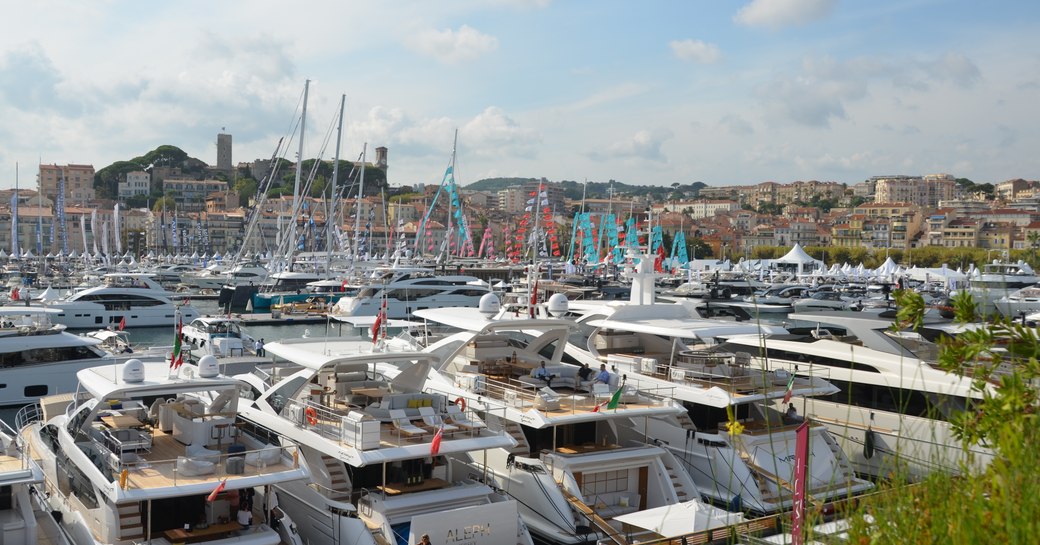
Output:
[293,80,309,213]
[285,79,310,272]
[354,144,367,262]
[328,94,346,274]
[445,129,457,260]
[11,163,18,258]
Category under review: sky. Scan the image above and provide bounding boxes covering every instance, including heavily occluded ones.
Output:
[1,0,1038,191]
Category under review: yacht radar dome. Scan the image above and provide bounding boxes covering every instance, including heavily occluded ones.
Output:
[197,355,219,378]
[478,293,501,317]
[122,359,145,383]
[547,293,569,317]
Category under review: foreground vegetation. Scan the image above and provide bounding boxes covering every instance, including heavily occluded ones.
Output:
[838,291,1040,544]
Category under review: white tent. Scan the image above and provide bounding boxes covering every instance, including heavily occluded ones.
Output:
[875,257,900,277]
[772,243,825,276]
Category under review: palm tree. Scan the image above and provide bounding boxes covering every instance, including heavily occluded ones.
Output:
[1027,231,1040,265]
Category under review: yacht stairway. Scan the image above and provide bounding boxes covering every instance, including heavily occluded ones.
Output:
[560,487,628,545]
[117,502,144,542]
[321,454,353,502]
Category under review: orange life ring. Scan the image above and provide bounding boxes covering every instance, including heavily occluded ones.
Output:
[305,407,318,426]
[454,397,466,412]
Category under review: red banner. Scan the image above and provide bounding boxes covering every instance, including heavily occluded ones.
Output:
[791,420,810,545]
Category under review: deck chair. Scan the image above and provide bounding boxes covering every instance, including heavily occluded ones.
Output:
[389,409,427,438]
[592,383,611,402]
[445,405,486,431]
[418,406,459,434]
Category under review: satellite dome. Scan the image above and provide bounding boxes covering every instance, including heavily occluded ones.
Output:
[547,293,569,317]
[478,293,501,317]
[122,359,145,383]
[198,355,219,378]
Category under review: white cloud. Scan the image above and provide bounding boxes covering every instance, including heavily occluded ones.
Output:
[406,25,498,64]
[461,107,541,159]
[758,52,982,128]
[734,0,835,28]
[670,39,721,64]
[718,114,754,135]
[589,129,673,164]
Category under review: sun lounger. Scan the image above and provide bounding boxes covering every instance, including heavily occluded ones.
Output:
[445,405,486,431]
[418,406,459,434]
[389,409,427,438]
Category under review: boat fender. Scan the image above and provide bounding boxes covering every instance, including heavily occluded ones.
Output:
[305,407,318,426]
[864,428,876,460]
[454,397,466,412]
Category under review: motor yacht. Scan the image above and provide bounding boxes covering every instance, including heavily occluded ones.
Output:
[235,340,534,545]
[16,356,310,545]
[558,302,873,514]
[181,316,255,358]
[992,285,1040,319]
[330,271,490,320]
[38,273,200,329]
[960,260,1040,314]
[182,262,270,291]
[408,313,745,545]
[0,307,134,406]
[715,311,993,480]
[790,291,853,313]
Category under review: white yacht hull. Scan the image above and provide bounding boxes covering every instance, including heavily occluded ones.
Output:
[0,358,117,406]
[784,397,993,480]
[47,302,199,329]
[333,294,486,320]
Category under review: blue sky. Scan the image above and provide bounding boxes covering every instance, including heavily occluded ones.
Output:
[1,0,1038,191]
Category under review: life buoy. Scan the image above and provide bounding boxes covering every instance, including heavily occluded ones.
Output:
[305,407,318,426]
[454,397,466,412]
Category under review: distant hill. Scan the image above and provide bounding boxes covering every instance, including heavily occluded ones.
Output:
[466,177,707,201]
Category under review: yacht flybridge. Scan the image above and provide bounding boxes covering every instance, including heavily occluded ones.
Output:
[408,313,744,545]
[17,356,309,545]
[236,339,534,545]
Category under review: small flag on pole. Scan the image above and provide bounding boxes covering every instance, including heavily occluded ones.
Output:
[171,318,183,369]
[430,426,444,456]
[782,372,796,404]
[118,316,126,331]
[207,478,228,502]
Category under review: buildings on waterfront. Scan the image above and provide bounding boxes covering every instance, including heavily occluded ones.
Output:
[6,133,1040,261]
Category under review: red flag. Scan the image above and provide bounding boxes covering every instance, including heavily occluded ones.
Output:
[10,287,18,301]
[371,313,382,344]
[430,426,444,456]
[118,316,126,331]
[591,403,600,413]
[206,478,227,502]
[791,421,810,545]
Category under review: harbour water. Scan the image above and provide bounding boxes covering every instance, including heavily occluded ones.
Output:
[112,300,357,348]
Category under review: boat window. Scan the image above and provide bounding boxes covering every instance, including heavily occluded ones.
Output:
[824,378,969,421]
[65,459,99,509]
[266,376,307,415]
[2,345,106,368]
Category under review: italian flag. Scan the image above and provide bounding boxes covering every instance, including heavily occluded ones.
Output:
[592,387,624,412]
[170,319,183,369]
[782,372,796,404]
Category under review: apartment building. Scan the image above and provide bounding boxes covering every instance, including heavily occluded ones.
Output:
[119,171,151,198]
[39,164,96,204]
